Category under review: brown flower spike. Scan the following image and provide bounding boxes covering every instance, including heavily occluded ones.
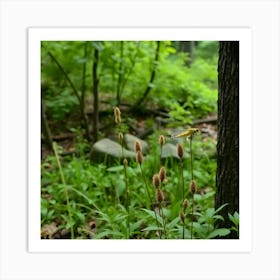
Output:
[118,132,123,144]
[159,167,166,182]
[183,199,188,210]
[156,189,164,203]
[190,180,197,195]
[136,150,143,165]
[158,135,165,146]
[177,143,184,159]
[134,140,142,153]
[152,174,160,189]
[114,106,121,124]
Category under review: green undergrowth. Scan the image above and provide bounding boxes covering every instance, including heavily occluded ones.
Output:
[41,132,238,239]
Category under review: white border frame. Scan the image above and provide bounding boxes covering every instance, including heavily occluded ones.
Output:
[1,1,279,279]
[28,27,252,253]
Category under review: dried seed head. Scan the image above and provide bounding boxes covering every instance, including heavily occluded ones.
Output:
[183,199,188,210]
[159,167,166,182]
[136,150,143,165]
[152,174,160,188]
[123,158,128,167]
[177,143,184,159]
[118,132,123,144]
[179,212,185,223]
[114,106,121,124]
[134,140,142,153]
[158,135,165,146]
[190,180,197,195]
[156,189,164,203]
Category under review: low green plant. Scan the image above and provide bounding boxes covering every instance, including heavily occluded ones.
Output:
[41,108,237,240]
[53,142,74,239]
[229,211,239,237]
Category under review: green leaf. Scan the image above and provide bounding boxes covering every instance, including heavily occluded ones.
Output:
[213,215,224,221]
[215,203,228,214]
[207,228,230,239]
[229,212,239,226]
[205,208,215,218]
[141,208,164,225]
[94,230,124,239]
[166,217,181,229]
[142,226,163,231]
[107,166,124,172]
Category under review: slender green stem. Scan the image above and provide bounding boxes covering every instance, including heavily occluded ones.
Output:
[190,137,194,180]
[182,218,185,239]
[180,160,185,200]
[191,194,194,239]
[189,136,195,239]
[119,136,130,239]
[53,142,74,239]
[159,203,167,238]
[123,162,130,239]
[159,145,163,168]
[139,164,161,239]
[139,164,152,204]
[179,159,185,239]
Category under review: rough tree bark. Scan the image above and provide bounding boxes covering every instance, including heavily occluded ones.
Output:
[215,41,239,239]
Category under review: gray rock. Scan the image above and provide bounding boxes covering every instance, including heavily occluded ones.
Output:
[124,134,148,154]
[161,143,187,159]
[90,138,136,162]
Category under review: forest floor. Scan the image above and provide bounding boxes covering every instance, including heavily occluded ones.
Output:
[41,109,217,161]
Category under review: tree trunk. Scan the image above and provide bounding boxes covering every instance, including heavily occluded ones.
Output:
[81,42,91,141]
[116,41,124,106]
[92,47,99,143]
[134,41,161,107]
[41,101,53,151]
[215,41,239,239]
[179,41,195,66]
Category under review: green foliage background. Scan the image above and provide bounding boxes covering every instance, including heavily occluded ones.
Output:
[40,41,239,239]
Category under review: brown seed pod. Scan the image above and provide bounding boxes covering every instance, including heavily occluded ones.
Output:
[158,135,165,146]
[177,143,184,159]
[152,174,160,188]
[136,150,143,165]
[190,180,197,195]
[159,167,166,182]
[156,189,164,203]
[134,140,142,153]
[114,106,121,124]
[183,199,188,210]
[118,132,124,144]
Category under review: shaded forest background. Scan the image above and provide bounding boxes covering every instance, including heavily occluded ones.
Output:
[41,41,239,239]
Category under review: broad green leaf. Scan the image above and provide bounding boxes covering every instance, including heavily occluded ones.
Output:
[167,217,180,229]
[142,226,163,232]
[94,230,124,239]
[208,228,230,239]
[107,166,124,172]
